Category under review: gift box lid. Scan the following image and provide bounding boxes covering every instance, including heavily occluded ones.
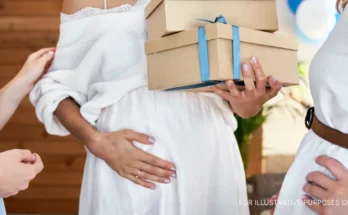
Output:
[145,23,298,55]
[145,0,276,19]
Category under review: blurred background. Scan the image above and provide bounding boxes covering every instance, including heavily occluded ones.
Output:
[0,0,339,214]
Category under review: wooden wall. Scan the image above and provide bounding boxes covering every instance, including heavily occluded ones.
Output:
[0,0,85,214]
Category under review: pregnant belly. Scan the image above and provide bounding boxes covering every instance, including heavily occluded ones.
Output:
[97,87,237,134]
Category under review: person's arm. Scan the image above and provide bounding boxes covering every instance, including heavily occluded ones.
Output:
[0,48,55,130]
[0,48,52,197]
[0,79,28,130]
[54,98,101,153]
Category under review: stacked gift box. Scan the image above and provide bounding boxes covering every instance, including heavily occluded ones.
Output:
[144,0,299,91]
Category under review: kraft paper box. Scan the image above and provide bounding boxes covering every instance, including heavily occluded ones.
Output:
[145,0,279,40]
[145,21,299,91]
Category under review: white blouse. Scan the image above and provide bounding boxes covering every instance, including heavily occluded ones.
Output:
[309,7,348,133]
[30,0,150,135]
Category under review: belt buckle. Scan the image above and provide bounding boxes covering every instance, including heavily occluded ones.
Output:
[305,107,315,129]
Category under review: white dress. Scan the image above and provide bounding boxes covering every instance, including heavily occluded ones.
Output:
[29,1,249,214]
[274,7,348,215]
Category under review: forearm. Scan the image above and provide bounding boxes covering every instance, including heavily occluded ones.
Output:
[0,78,28,130]
[54,98,101,151]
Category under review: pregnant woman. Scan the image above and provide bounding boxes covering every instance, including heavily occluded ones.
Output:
[30,0,281,214]
[273,0,348,214]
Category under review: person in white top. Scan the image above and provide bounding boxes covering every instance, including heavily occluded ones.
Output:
[272,0,348,214]
[29,0,281,214]
[0,48,53,214]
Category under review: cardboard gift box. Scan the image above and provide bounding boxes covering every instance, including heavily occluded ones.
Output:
[145,0,279,40]
[145,18,299,91]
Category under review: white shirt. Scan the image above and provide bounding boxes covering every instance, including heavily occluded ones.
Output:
[30,1,149,135]
[309,8,348,133]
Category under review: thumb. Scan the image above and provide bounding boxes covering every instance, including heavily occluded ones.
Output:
[32,153,44,174]
[12,149,35,162]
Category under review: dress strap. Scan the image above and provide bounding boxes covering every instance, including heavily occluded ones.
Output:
[104,0,107,9]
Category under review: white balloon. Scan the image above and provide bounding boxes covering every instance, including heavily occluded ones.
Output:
[296,0,336,40]
[276,0,296,35]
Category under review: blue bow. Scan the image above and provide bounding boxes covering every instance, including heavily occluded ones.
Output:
[166,15,241,91]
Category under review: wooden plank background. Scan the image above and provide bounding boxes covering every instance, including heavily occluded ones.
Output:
[0,0,85,213]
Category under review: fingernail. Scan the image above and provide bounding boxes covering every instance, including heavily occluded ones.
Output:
[171,173,176,178]
[148,137,156,144]
[242,64,248,72]
[151,185,156,189]
[302,194,307,200]
[170,167,176,171]
[251,56,257,64]
[48,51,54,55]
[226,80,233,87]
[270,76,276,84]
[164,179,170,184]
[32,154,36,161]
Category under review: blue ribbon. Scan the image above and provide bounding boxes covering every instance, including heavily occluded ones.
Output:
[166,15,241,91]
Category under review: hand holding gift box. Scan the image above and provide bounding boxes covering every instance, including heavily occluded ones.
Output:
[145,15,299,91]
[210,56,282,118]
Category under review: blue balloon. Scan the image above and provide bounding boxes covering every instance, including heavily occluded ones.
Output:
[336,12,341,22]
[288,0,304,14]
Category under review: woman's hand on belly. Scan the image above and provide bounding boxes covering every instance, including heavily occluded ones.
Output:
[303,156,348,215]
[211,56,282,118]
[88,129,176,189]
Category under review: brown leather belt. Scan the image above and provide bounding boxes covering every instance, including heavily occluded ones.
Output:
[306,107,348,149]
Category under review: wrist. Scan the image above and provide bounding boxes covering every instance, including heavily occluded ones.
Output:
[85,131,108,159]
[1,78,27,105]
[13,73,33,96]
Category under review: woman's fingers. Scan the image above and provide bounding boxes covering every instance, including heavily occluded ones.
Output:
[264,76,281,102]
[211,85,233,101]
[250,57,266,93]
[13,149,34,162]
[29,47,56,61]
[268,192,279,215]
[32,153,44,174]
[225,80,241,97]
[306,171,334,190]
[302,195,324,214]
[138,150,176,172]
[125,174,156,190]
[133,167,171,184]
[122,129,156,145]
[303,183,327,200]
[268,193,279,204]
[241,63,255,93]
[38,50,55,65]
[136,161,175,178]
[316,155,348,181]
